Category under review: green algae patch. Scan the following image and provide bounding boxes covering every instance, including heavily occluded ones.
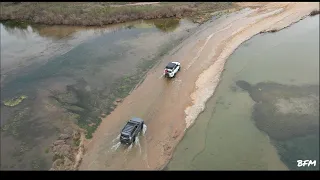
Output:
[3,95,28,107]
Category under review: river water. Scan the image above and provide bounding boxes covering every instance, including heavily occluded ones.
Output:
[0,18,197,170]
[167,15,319,170]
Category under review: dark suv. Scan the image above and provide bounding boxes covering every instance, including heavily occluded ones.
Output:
[120,118,144,145]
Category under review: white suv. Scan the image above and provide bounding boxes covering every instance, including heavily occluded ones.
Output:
[164,62,180,78]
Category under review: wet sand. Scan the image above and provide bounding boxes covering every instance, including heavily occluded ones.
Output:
[79,2,319,170]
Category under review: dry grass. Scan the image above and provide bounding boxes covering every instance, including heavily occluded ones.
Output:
[0,2,235,26]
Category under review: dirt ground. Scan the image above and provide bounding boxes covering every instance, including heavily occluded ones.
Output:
[79,2,319,170]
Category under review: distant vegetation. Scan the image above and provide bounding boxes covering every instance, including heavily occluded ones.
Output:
[0,2,235,26]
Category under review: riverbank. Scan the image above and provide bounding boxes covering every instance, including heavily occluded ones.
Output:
[0,2,235,26]
[79,2,319,170]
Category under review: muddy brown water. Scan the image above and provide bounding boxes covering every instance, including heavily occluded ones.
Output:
[167,15,319,170]
[0,18,197,170]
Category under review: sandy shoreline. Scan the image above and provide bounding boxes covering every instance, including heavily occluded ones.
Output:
[79,2,319,170]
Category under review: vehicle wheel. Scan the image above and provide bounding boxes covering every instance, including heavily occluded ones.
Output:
[140,123,144,135]
[132,136,136,142]
[178,66,180,71]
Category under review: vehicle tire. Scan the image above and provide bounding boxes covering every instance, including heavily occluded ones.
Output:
[132,136,136,143]
[140,123,144,135]
[178,66,180,71]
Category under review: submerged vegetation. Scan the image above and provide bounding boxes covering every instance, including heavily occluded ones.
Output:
[236,81,319,170]
[3,95,28,107]
[1,107,30,137]
[0,2,235,26]
[49,83,102,139]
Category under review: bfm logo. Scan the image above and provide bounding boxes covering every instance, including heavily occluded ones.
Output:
[297,160,317,167]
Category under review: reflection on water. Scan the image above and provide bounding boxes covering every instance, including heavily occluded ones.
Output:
[0,18,183,84]
[168,16,319,170]
[151,19,180,32]
[1,18,181,40]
